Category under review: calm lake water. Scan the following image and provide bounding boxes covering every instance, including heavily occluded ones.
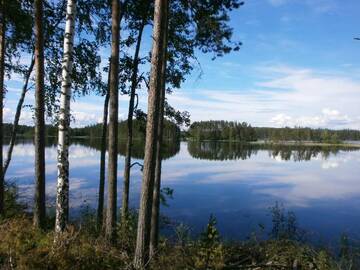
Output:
[4,139,360,244]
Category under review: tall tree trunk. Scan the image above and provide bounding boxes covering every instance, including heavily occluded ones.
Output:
[34,0,46,228]
[97,2,126,231]
[122,20,146,220]
[134,0,167,267]
[97,64,110,230]
[2,57,35,177]
[105,0,120,243]
[149,2,169,257]
[0,0,5,217]
[55,0,76,235]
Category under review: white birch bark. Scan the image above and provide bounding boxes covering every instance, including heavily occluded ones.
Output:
[55,0,76,234]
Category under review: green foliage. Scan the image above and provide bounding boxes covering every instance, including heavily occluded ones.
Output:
[188,122,360,143]
[269,202,304,241]
[118,209,138,253]
[70,119,181,141]
[338,233,360,269]
[256,126,360,143]
[0,217,131,269]
[1,182,27,219]
[160,187,174,207]
[194,215,225,269]
[189,120,257,142]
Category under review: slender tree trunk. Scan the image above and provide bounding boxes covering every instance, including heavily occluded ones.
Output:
[134,0,167,267]
[98,2,126,231]
[55,0,76,235]
[2,58,35,177]
[122,21,146,220]
[0,0,5,217]
[105,0,120,243]
[34,0,46,228]
[149,2,169,257]
[97,64,110,229]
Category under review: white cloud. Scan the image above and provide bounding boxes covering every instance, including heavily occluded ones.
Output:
[167,64,360,129]
[270,108,354,128]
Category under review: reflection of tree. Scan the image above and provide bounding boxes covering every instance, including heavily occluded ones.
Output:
[3,137,58,147]
[72,137,180,160]
[188,141,359,161]
[5,137,180,160]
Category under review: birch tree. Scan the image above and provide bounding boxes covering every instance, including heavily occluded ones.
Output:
[34,0,46,228]
[105,0,120,243]
[134,0,167,267]
[55,0,76,235]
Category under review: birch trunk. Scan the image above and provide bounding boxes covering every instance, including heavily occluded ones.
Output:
[55,0,76,234]
[134,0,167,267]
[122,21,146,220]
[149,2,169,257]
[34,0,46,228]
[97,64,110,230]
[105,0,120,243]
[0,0,5,216]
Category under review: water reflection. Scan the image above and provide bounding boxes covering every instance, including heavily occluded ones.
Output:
[72,137,180,160]
[3,138,360,242]
[188,141,359,161]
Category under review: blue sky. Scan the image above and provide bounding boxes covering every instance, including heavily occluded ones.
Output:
[4,0,360,129]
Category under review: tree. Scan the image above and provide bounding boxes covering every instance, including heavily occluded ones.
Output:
[2,0,103,180]
[0,0,33,216]
[34,0,46,229]
[122,0,150,221]
[97,0,129,230]
[0,0,4,217]
[55,0,77,235]
[149,0,169,257]
[105,0,120,243]
[97,63,110,230]
[134,0,167,267]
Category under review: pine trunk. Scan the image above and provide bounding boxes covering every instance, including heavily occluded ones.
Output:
[149,2,169,257]
[97,65,110,230]
[34,0,46,228]
[0,0,5,216]
[134,0,167,267]
[122,21,145,220]
[55,0,76,234]
[105,0,120,243]
[2,58,35,177]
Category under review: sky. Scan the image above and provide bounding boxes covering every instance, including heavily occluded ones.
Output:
[4,0,360,129]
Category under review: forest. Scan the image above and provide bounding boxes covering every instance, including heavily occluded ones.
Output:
[0,0,359,269]
[188,120,360,143]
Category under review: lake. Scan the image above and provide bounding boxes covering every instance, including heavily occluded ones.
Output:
[4,139,360,244]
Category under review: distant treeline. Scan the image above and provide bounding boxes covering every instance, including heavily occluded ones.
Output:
[3,123,58,137]
[4,119,180,141]
[71,119,180,140]
[255,126,360,143]
[187,121,360,143]
[188,121,257,141]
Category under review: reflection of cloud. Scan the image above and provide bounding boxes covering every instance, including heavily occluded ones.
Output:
[6,141,360,212]
[163,147,360,208]
[322,161,339,169]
